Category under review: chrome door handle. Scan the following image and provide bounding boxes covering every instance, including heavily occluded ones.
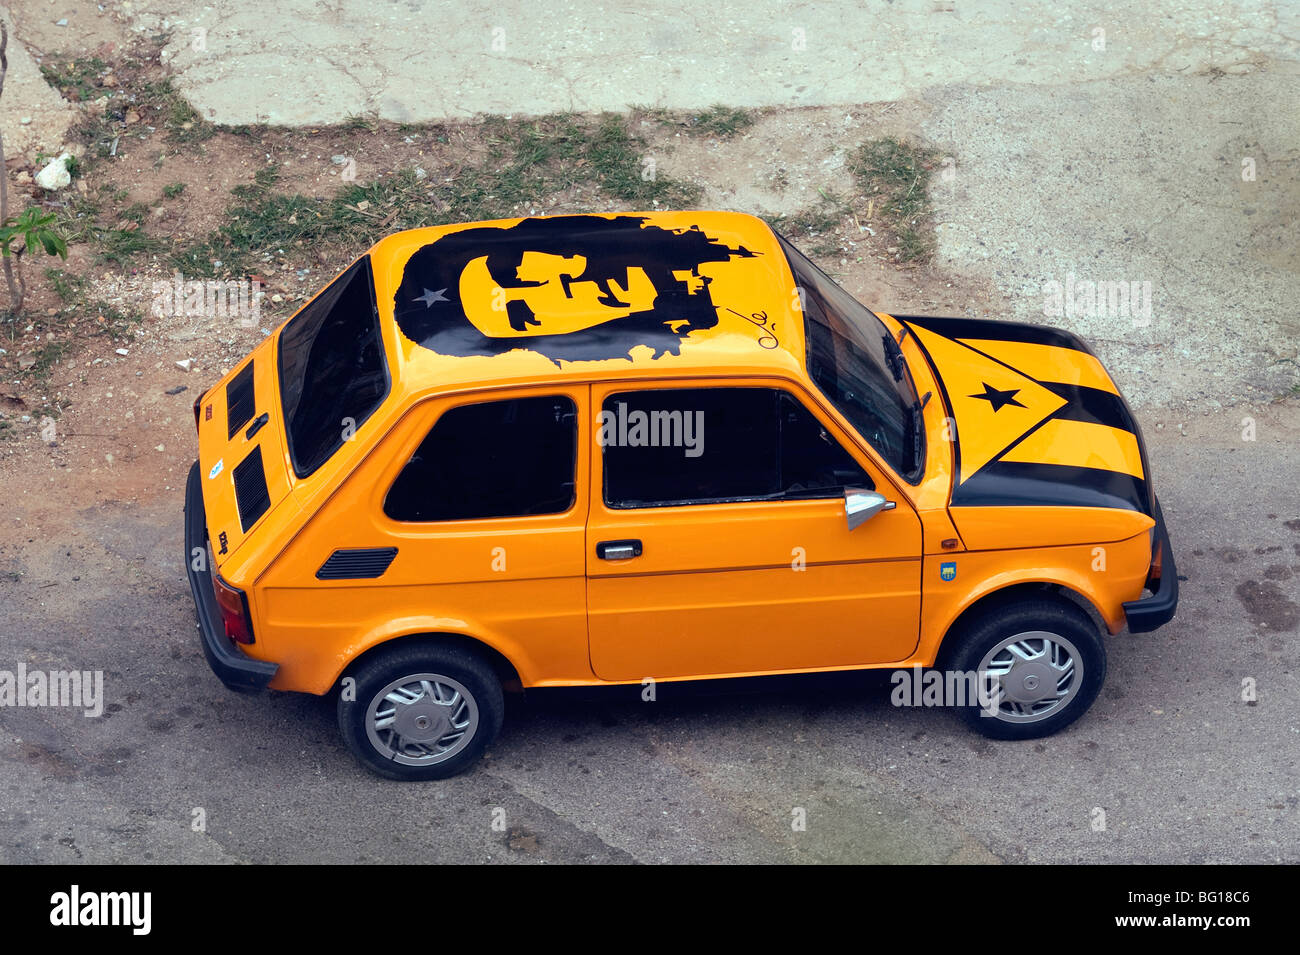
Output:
[597,539,643,560]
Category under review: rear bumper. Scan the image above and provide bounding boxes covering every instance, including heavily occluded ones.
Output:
[184,461,279,691]
[1123,496,1179,633]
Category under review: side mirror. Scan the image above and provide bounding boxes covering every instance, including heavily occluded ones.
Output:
[844,487,895,530]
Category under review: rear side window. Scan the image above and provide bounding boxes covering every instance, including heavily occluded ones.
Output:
[385,395,577,522]
[602,387,870,508]
[278,256,388,478]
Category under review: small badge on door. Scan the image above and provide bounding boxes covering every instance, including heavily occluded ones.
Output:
[939,561,957,581]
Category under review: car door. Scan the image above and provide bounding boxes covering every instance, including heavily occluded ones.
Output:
[261,385,593,688]
[585,379,922,682]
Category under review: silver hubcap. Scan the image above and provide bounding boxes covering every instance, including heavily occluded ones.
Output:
[978,630,1083,724]
[365,673,478,766]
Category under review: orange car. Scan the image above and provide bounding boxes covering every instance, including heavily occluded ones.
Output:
[184,211,1177,780]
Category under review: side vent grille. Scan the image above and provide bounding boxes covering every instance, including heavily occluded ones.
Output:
[226,361,256,438]
[316,548,399,580]
[232,447,271,532]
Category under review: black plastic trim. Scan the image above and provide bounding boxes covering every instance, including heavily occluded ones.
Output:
[1123,497,1179,633]
[184,462,278,692]
[232,446,271,532]
[316,547,399,580]
[225,360,256,439]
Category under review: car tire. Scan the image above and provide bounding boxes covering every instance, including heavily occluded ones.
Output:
[337,643,504,780]
[941,599,1106,741]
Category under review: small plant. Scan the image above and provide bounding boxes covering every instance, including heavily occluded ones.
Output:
[1,25,70,314]
[1,208,70,314]
[163,182,186,199]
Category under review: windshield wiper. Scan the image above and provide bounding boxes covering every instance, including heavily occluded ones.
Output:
[910,391,931,475]
[881,333,906,382]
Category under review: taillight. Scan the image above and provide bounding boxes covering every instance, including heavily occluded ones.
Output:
[194,395,202,434]
[211,573,255,644]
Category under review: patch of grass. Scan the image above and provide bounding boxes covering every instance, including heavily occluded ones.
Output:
[632,104,756,138]
[70,112,120,160]
[92,302,144,341]
[342,113,378,132]
[38,56,108,102]
[763,189,852,250]
[171,191,325,278]
[139,79,215,143]
[627,105,674,124]
[50,183,164,267]
[458,112,698,209]
[23,339,72,380]
[7,280,143,385]
[119,201,151,226]
[848,137,941,262]
[253,163,282,190]
[95,225,164,266]
[45,268,88,303]
[685,104,755,137]
[173,112,704,278]
[162,182,186,199]
[584,113,702,205]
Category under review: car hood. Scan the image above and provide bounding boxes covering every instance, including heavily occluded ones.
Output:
[898,315,1152,514]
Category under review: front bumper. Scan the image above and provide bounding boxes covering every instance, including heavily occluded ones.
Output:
[184,461,279,691]
[1122,496,1179,633]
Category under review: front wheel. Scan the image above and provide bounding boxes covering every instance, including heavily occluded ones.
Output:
[337,643,504,780]
[943,600,1106,740]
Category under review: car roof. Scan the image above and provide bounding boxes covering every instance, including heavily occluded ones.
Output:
[364,211,808,397]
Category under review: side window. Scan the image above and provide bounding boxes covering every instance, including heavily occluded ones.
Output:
[601,387,870,509]
[384,395,577,522]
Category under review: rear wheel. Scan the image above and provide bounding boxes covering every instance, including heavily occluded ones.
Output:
[943,600,1106,740]
[337,643,504,780]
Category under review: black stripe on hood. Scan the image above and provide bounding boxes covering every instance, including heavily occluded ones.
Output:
[951,461,1148,512]
[1044,383,1137,431]
[896,314,1095,352]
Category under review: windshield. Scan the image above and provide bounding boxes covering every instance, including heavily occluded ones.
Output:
[780,235,923,480]
[278,255,389,477]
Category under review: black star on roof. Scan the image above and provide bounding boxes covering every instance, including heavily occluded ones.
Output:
[969,382,1027,412]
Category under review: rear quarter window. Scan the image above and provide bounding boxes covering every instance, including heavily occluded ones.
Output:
[384,395,578,522]
[278,256,389,477]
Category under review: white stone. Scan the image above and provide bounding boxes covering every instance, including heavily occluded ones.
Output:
[35,152,74,191]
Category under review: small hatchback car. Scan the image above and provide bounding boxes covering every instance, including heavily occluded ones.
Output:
[185,211,1177,779]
